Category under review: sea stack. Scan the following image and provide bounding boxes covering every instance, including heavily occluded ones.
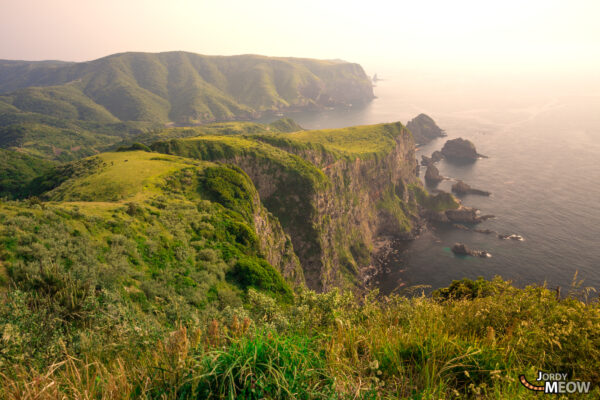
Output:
[407,114,446,144]
[441,138,484,162]
[451,180,491,196]
[425,164,444,185]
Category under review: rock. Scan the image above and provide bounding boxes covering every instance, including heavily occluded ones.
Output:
[445,206,494,223]
[421,155,432,166]
[441,138,484,163]
[451,180,491,196]
[498,233,524,241]
[452,223,470,230]
[451,242,471,255]
[425,164,444,185]
[452,242,491,258]
[407,114,446,144]
[474,228,495,234]
[431,150,444,163]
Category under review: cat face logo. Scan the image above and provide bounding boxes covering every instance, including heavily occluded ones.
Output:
[520,371,592,394]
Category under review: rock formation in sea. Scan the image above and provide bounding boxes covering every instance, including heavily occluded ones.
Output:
[451,180,491,196]
[406,114,446,144]
[441,138,485,162]
[451,242,491,258]
[425,164,444,185]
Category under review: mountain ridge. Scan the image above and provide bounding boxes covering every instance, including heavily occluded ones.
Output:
[0,51,374,124]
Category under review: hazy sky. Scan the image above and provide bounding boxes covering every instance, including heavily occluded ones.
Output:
[2,0,599,74]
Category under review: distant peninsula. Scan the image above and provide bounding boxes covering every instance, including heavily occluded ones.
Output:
[0,51,374,160]
[0,52,374,124]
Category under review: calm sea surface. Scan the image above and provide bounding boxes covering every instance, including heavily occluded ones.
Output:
[259,71,600,292]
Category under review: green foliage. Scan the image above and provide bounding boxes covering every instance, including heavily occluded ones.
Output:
[0,149,55,199]
[191,330,332,399]
[432,277,497,300]
[377,185,414,232]
[268,117,304,133]
[3,269,600,398]
[264,121,411,160]
[199,165,257,221]
[229,258,293,303]
[117,142,151,152]
[0,153,295,374]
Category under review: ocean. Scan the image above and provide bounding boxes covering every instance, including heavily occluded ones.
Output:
[259,70,600,293]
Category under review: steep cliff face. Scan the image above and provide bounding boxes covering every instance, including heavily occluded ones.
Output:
[257,123,421,290]
[152,122,423,291]
[252,200,304,285]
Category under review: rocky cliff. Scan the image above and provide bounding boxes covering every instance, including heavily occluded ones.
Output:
[152,122,426,291]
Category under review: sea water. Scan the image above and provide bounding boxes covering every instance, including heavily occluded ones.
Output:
[259,70,600,292]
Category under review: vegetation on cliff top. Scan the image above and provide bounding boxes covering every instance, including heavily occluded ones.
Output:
[264,121,410,160]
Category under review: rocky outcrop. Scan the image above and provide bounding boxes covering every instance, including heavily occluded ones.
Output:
[426,203,494,224]
[425,164,444,185]
[452,243,491,258]
[446,206,494,223]
[451,180,491,196]
[441,138,484,162]
[498,233,524,241]
[421,151,444,167]
[431,151,443,163]
[406,114,446,144]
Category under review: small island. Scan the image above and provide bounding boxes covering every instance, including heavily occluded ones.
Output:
[441,138,486,163]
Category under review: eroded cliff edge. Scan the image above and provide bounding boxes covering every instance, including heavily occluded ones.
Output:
[151,122,446,291]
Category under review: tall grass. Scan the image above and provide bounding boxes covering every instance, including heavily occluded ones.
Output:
[2,279,599,399]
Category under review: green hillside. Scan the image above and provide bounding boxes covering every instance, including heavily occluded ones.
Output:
[0,52,374,124]
[0,52,372,160]
[1,122,600,398]
[0,149,56,198]
[259,121,408,160]
[0,151,298,374]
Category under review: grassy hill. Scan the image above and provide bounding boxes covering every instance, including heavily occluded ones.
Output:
[0,52,374,125]
[1,123,600,398]
[0,151,300,376]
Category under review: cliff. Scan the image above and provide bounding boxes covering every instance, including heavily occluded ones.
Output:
[152,122,426,291]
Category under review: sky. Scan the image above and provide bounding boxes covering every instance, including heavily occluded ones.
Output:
[1,0,599,76]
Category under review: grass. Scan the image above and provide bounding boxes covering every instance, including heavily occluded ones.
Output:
[2,279,599,399]
[265,122,410,160]
[40,151,204,202]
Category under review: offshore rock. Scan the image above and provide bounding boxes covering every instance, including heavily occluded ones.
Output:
[498,233,525,241]
[452,242,491,258]
[451,180,491,196]
[441,138,484,162]
[445,206,494,223]
[431,150,444,163]
[425,164,444,185]
[407,114,446,144]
